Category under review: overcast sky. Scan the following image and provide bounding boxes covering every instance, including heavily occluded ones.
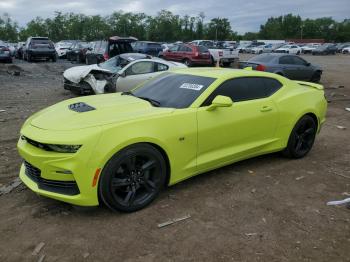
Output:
[1,0,349,33]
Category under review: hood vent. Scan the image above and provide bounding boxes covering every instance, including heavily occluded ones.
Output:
[69,102,96,112]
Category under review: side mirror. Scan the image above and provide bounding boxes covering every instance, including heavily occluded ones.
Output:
[120,71,126,77]
[88,47,92,51]
[206,95,233,111]
[305,62,311,66]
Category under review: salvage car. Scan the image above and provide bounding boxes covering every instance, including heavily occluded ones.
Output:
[63,53,186,94]
[23,37,56,62]
[66,41,90,63]
[85,36,137,65]
[55,40,74,58]
[190,40,239,66]
[0,43,12,63]
[162,43,212,66]
[132,41,163,56]
[15,42,25,59]
[239,53,322,82]
[18,67,327,212]
[274,44,302,54]
[342,46,350,54]
[301,43,321,54]
[312,43,337,55]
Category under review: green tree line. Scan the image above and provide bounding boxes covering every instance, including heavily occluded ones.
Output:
[0,11,349,43]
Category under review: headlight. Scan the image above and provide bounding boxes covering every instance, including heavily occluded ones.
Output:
[21,135,82,153]
[45,144,82,153]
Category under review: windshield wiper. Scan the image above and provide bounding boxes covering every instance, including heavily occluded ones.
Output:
[121,91,134,96]
[135,96,161,107]
[121,92,160,107]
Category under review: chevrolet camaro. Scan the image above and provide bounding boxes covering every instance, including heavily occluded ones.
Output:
[17,68,327,212]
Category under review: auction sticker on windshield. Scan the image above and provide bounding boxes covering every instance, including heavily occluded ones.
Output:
[179,83,204,91]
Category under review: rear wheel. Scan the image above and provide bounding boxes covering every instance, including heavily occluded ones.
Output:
[282,115,317,158]
[99,144,166,212]
[183,58,192,67]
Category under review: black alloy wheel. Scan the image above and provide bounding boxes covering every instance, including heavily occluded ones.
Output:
[99,144,166,212]
[282,115,317,158]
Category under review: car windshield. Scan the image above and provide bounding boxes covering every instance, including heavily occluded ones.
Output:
[98,56,129,73]
[131,73,216,108]
[317,44,330,50]
[249,54,275,63]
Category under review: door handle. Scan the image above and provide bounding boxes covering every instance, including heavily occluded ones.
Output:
[260,106,272,112]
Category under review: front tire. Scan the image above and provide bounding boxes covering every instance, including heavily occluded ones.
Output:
[310,71,321,83]
[99,144,166,212]
[282,115,317,158]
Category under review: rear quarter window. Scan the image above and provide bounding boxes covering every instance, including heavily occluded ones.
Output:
[198,46,209,52]
[203,77,282,105]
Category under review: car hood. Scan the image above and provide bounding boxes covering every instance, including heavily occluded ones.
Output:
[29,93,175,131]
[63,65,112,83]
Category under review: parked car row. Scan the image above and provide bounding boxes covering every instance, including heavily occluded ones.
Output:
[2,37,350,65]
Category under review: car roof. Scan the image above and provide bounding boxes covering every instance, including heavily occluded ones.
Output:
[109,36,138,42]
[170,67,283,80]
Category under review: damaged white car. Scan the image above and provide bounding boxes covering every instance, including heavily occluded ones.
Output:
[63,53,186,95]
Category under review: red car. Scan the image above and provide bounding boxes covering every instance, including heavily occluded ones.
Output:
[162,43,212,66]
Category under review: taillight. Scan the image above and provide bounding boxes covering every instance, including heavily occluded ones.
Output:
[103,53,109,60]
[194,52,199,57]
[256,64,266,71]
[218,51,223,56]
[3,47,10,51]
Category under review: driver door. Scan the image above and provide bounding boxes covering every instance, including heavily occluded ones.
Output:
[196,77,280,173]
[116,61,156,92]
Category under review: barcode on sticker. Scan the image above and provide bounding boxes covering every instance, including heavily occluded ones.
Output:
[179,83,204,91]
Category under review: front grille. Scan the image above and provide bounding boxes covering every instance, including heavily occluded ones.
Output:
[24,161,41,181]
[24,161,80,196]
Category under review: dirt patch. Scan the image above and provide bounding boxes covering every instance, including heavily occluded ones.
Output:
[0,56,349,261]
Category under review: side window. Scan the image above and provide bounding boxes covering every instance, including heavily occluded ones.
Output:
[169,45,179,52]
[126,61,154,75]
[292,56,307,65]
[262,78,283,96]
[185,46,192,52]
[203,77,282,106]
[279,56,295,64]
[155,63,169,72]
[178,45,186,52]
[94,41,101,51]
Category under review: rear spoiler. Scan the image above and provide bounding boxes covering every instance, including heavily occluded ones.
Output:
[294,81,324,90]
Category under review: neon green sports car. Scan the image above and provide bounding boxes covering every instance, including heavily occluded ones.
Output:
[17,68,327,212]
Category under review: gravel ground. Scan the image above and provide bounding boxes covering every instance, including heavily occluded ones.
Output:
[0,54,349,262]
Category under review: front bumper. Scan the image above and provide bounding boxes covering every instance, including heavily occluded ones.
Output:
[17,124,102,206]
[63,78,92,94]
